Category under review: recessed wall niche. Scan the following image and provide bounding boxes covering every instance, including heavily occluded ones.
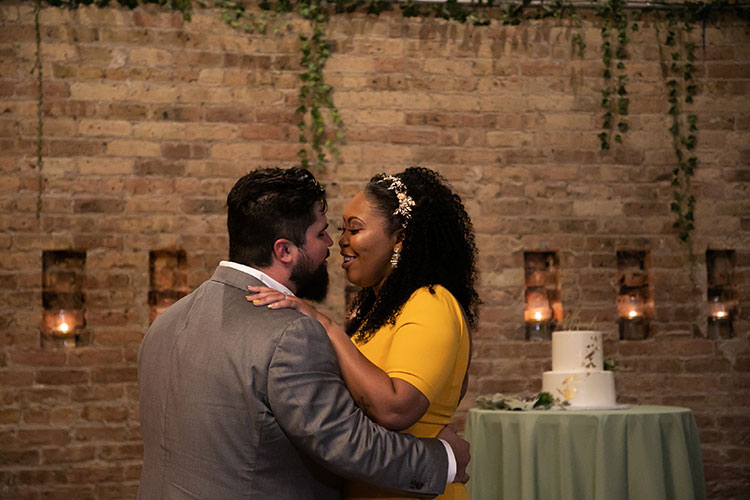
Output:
[706,250,736,339]
[616,250,653,340]
[523,251,561,341]
[149,250,189,323]
[42,250,87,348]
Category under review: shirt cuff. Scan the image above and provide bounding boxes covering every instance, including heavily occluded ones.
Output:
[438,438,457,484]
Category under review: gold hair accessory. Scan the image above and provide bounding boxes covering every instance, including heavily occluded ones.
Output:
[381,175,415,228]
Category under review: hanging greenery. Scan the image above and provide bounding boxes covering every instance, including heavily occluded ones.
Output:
[28,0,750,243]
[653,0,749,244]
[658,14,698,244]
[594,0,631,150]
[46,0,195,18]
[296,0,343,171]
[212,0,276,32]
[208,0,343,171]
[34,0,44,219]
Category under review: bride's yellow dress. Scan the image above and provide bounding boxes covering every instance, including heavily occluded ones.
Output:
[346,285,470,500]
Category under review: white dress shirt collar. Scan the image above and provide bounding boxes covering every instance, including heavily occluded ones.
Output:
[219,261,295,297]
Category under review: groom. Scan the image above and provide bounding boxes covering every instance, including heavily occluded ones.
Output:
[137,167,470,499]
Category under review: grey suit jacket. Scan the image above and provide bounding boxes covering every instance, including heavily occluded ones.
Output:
[137,265,448,500]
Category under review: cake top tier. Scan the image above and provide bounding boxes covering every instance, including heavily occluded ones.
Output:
[551,330,604,372]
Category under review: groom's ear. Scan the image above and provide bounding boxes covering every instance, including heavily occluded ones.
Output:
[272,238,297,265]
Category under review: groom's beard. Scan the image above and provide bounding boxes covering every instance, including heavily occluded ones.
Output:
[290,250,329,302]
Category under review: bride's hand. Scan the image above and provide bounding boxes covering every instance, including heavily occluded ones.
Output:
[246,285,319,320]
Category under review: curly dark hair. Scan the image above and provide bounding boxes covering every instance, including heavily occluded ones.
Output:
[347,167,480,341]
[227,167,326,268]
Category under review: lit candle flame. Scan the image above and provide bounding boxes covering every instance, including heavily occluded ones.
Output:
[56,310,71,334]
[534,311,543,321]
[628,310,638,319]
[715,311,727,319]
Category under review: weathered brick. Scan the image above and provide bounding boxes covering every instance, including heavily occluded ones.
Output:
[68,348,123,367]
[48,139,107,157]
[77,157,134,175]
[180,198,224,215]
[18,428,71,446]
[35,369,89,385]
[73,198,126,214]
[0,449,40,466]
[126,84,181,103]
[1,9,749,499]
[78,119,132,137]
[204,105,254,123]
[69,81,127,101]
[10,349,66,367]
[261,144,300,161]
[101,103,149,120]
[210,143,262,160]
[326,55,375,73]
[707,63,750,79]
[106,140,160,157]
[129,47,173,66]
[240,124,289,141]
[91,367,137,384]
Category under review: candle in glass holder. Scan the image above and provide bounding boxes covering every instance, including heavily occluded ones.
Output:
[56,310,71,334]
[43,308,79,347]
[525,291,553,341]
[618,294,649,340]
[707,296,732,339]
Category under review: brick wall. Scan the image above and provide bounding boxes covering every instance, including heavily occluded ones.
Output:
[1,2,748,498]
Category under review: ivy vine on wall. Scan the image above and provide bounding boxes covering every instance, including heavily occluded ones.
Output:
[34,0,44,219]
[658,15,698,243]
[595,0,631,150]
[31,0,750,245]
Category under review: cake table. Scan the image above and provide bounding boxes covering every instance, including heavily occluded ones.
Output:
[465,405,706,500]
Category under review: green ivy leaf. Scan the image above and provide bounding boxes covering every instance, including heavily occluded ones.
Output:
[618,97,629,114]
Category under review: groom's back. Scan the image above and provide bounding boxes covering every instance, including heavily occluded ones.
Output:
[137,270,342,500]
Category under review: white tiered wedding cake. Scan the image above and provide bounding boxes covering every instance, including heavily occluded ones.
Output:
[542,330,617,408]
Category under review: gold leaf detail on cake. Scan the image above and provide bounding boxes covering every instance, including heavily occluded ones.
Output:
[581,336,600,369]
[558,376,577,400]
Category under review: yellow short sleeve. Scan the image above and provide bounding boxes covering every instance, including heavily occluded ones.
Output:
[381,286,464,403]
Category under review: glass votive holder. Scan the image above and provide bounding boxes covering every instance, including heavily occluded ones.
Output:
[707,315,733,339]
[525,320,553,341]
[41,308,83,348]
[707,296,733,339]
[618,315,649,340]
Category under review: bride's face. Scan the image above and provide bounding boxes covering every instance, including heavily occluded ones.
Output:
[338,192,401,294]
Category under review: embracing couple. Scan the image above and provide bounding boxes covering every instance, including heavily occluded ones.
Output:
[137,166,480,500]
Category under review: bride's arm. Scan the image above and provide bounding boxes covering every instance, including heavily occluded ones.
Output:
[248,286,428,431]
[315,313,429,430]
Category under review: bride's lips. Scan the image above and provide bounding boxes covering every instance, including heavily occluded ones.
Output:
[341,254,355,269]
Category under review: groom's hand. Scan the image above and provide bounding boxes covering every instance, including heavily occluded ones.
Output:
[437,425,470,484]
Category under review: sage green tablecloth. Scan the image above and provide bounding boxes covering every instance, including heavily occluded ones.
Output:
[465,405,706,500]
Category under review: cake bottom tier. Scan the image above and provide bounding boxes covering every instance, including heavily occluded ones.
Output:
[542,370,616,408]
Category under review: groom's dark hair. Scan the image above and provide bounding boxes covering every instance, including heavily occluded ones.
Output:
[227,167,327,268]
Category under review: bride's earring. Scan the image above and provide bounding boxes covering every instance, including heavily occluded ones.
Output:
[390,247,401,269]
